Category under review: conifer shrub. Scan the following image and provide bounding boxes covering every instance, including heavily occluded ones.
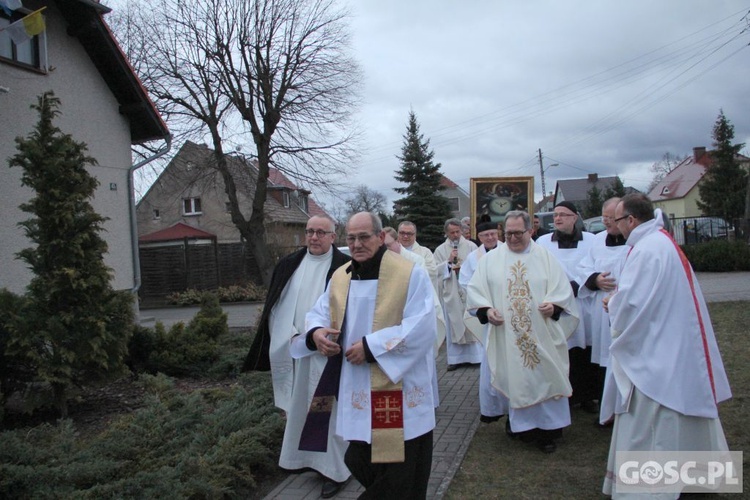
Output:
[128,294,229,377]
[681,240,750,272]
[5,93,134,417]
[0,373,284,498]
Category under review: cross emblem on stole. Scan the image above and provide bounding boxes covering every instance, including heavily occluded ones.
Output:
[371,391,403,427]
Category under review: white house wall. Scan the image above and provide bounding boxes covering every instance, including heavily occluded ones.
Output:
[0,3,135,294]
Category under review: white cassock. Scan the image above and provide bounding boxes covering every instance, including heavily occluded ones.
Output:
[536,231,596,348]
[434,237,483,365]
[392,249,442,405]
[293,261,438,443]
[404,241,438,291]
[459,244,508,417]
[602,211,732,498]
[270,250,349,482]
[576,231,628,367]
[466,242,579,432]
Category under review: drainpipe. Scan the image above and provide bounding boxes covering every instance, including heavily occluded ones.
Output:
[128,135,172,302]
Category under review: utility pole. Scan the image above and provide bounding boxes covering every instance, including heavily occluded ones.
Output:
[538,148,546,198]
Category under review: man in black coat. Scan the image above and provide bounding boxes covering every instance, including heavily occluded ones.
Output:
[243,215,351,498]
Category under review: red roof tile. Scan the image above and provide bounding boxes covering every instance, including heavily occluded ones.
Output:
[139,222,216,242]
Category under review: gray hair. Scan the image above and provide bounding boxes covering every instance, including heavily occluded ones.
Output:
[505,210,531,230]
[444,218,462,231]
[308,214,336,232]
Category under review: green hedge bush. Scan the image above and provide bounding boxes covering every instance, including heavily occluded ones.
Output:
[166,283,267,306]
[127,294,229,377]
[681,240,750,272]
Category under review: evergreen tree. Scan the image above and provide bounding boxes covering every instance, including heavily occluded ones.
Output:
[603,176,626,200]
[697,110,747,222]
[393,111,452,249]
[7,92,133,417]
[583,185,603,219]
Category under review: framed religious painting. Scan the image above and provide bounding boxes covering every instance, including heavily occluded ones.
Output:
[470,176,534,235]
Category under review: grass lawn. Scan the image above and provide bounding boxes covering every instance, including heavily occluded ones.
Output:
[446,301,749,499]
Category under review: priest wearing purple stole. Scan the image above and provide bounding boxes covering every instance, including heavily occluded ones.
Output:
[291,211,438,499]
[243,215,351,498]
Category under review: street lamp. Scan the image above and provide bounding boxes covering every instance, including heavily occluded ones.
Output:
[541,162,558,199]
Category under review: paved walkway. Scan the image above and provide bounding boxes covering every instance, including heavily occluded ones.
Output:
[139,271,750,500]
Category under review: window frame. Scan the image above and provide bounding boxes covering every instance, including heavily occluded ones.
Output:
[183,197,202,216]
[0,10,48,72]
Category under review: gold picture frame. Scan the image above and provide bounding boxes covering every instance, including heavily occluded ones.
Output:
[470,176,534,236]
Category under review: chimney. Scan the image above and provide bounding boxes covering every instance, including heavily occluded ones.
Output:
[693,146,706,160]
[588,173,598,183]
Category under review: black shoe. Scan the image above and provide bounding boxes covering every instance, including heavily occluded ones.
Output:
[580,400,600,414]
[480,414,503,424]
[447,364,458,371]
[321,479,344,498]
[538,440,557,454]
[594,418,613,429]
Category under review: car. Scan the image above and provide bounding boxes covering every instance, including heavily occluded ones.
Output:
[337,246,351,256]
[689,217,732,242]
[584,216,606,234]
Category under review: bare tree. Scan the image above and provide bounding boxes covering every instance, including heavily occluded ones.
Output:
[108,0,361,285]
[647,152,686,193]
[344,185,388,217]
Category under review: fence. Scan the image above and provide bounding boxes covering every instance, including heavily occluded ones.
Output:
[669,216,746,246]
[138,240,264,305]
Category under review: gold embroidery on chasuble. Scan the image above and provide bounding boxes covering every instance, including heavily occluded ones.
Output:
[507,260,541,369]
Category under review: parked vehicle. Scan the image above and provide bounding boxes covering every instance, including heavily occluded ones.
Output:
[681,217,733,243]
[584,216,606,234]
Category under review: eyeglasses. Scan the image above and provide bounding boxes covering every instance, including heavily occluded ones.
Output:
[553,212,577,218]
[305,229,333,238]
[505,230,527,239]
[346,232,376,244]
[614,214,631,223]
[398,231,415,236]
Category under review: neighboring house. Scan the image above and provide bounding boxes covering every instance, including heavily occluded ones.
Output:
[0,1,169,295]
[535,193,555,213]
[439,174,471,220]
[553,173,636,213]
[136,141,330,299]
[648,146,750,219]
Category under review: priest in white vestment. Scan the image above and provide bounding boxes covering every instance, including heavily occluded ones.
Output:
[577,197,628,425]
[458,219,509,422]
[536,201,598,413]
[602,194,732,498]
[467,211,579,453]
[293,212,438,499]
[433,218,482,370]
[398,220,438,290]
[242,216,351,498]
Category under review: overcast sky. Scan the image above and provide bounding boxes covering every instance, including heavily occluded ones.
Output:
[114,0,750,209]
[338,0,750,208]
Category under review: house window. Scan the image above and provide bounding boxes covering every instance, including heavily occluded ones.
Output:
[225,202,232,212]
[282,191,290,208]
[183,197,202,215]
[661,186,670,195]
[0,12,47,71]
[448,197,460,212]
[152,209,160,220]
[298,195,308,213]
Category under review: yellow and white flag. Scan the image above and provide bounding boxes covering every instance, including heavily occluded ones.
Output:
[4,8,45,45]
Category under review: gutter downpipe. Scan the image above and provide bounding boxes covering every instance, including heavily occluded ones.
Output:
[127,134,173,314]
